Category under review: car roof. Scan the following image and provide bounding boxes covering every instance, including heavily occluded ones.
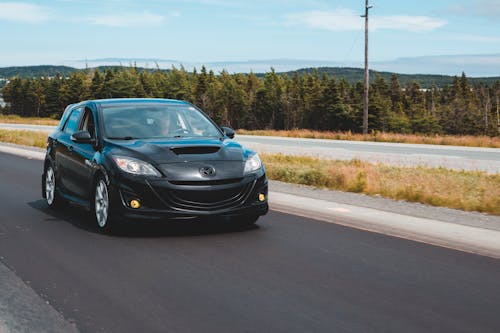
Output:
[83,98,190,108]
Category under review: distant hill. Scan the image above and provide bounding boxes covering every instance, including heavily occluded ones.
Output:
[65,54,500,77]
[0,65,169,88]
[0,65,498,89]
[279,67,500,88]
[0,65,78,79]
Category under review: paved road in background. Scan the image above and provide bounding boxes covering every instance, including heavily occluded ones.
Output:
[1,152,500,332]
[0,123,57,132]
[236,135,500,173]
[1,123,499,172]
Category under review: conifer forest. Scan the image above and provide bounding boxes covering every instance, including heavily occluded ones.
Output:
[2,66,499,136]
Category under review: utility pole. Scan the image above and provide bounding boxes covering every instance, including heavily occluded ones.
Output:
[361,0,372,135]
[484,88,490,132]
[496,92,499,135]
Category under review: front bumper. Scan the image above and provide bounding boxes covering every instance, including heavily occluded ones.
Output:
[108,170,268,220]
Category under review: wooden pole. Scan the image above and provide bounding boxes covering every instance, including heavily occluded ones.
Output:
[362,0,372,135]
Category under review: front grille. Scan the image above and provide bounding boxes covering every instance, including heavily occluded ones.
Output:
[170,146,220,155]
[155,181,255,211]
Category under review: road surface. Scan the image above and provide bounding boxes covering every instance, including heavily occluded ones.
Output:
[236,135,500,173]
[1,123,499,172]
[1,152,500,332]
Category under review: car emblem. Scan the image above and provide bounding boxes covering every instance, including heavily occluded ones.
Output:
[199,166,216,177]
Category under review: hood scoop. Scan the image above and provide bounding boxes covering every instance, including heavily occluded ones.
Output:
[170,146,220,155]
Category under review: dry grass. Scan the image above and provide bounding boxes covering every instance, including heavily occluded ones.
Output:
[0,114,59,126]
[0,129,48,148]
[262,153,500,215]
[238,129,500,148]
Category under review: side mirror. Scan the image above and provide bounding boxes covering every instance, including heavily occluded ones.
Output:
[71,130,95,144]
[221,126,235,139]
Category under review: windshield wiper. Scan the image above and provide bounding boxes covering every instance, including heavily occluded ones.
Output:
[107,136,138,140]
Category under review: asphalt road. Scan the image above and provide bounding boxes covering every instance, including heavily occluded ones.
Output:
[1,152,500,333]
[1,123,499,172]
[236,135,500,173]
[0,123,57,132]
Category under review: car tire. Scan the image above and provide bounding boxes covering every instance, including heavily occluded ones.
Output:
[92,175,115,232]
[44,164,62,209]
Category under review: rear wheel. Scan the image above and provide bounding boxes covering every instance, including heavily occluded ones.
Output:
[44,165,61,209]
[93,176,115,232]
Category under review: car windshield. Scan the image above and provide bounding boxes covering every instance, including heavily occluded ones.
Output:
[102,104,222,139]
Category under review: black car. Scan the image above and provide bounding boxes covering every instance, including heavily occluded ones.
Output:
[42,98,268,231]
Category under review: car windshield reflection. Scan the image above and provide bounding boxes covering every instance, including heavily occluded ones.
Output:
[102,105,221,139]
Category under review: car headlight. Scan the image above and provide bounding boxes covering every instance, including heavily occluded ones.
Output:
[112,156,161,177]
[244,153,262,174]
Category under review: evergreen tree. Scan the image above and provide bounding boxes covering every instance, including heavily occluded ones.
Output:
[90,70,105,99]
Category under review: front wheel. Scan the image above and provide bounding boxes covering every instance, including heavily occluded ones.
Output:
[93,176,115,232]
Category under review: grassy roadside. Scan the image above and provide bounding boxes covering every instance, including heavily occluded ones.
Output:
[0,114,59,126]
[238,129,500,149]
[0,130,498,215]
[0,129,48,148]
[262,153,500,215]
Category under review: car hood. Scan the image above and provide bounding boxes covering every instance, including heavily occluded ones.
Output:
[104,137,252,180]
[105,137,248,163]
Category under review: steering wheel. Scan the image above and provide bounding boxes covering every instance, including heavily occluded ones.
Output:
[174,128,190,136]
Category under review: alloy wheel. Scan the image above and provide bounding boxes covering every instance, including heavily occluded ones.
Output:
[95,179,109,228]
[45,166,55,206]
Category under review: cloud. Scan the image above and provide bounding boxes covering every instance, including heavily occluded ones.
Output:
[373,16,447,32]
[287,9,447,32]
[287,9,362,31]
[472,0,500,18]
[0,2,50,23]
[87,11,172,27]
[447,33,500,43]
[446,0,500,20]
[181,0,325,7]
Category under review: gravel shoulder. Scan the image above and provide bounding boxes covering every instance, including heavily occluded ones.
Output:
[270,180,500,232]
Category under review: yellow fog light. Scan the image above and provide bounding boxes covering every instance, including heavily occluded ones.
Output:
[130,199,141,209]
[258,193,266,202]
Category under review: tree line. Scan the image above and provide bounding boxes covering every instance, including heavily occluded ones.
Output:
[2,66,499,136]
[285,67,500,89]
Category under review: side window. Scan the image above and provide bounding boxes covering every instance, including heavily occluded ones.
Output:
[63,108,83,135]
[57,107,72,130]
[80,108,96,138]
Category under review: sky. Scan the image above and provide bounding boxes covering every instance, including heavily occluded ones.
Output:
[1,0,499,72]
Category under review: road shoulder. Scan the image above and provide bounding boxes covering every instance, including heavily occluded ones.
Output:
[270,180,500,258]
[270,180,500,232]
[0,262,79,333]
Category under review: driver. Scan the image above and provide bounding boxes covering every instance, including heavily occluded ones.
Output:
[158,113,174,136]
[145,110,176,137]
